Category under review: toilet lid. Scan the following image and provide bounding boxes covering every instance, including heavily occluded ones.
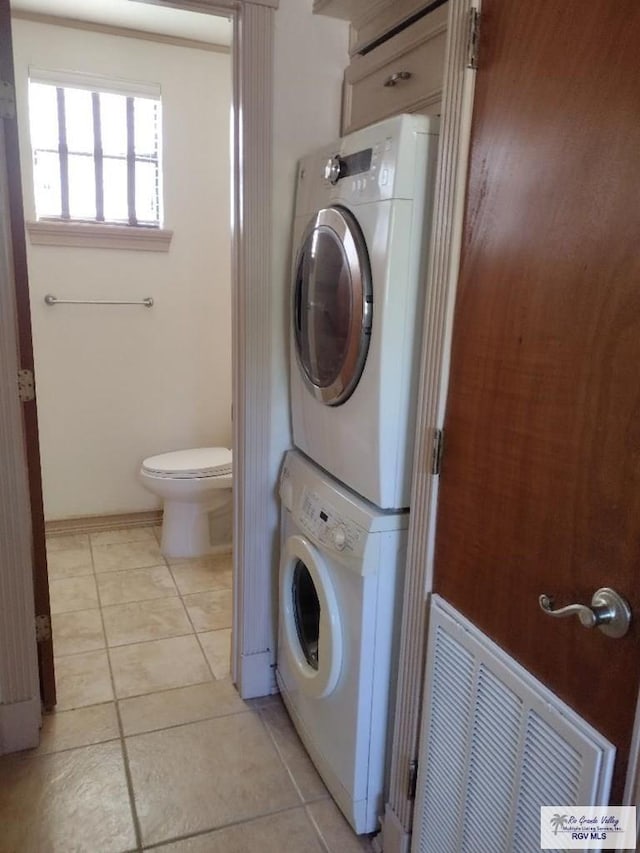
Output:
[142,447,232,479]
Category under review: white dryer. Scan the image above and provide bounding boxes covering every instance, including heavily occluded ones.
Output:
[276,449,408,834]
[290,114,439,509]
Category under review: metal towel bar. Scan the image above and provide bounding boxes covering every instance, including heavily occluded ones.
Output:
[44,294,153,307]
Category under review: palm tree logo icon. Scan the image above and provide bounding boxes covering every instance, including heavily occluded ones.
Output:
[550,814,568,835]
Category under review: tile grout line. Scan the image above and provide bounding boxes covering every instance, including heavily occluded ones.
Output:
[254,710,342,853]
[123,706,255,741]
[162,555,220,680]
[304,803,335,853]
[256,705,309,807]
[166,554,232,683]
[89,532,145,853]
[140,801,312,852]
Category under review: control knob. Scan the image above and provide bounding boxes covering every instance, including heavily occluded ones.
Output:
[331,525,347,551]
[324,155,346,185]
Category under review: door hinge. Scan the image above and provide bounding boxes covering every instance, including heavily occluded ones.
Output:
[466,7,480,70]
[35,614,51,643]
[407,758,419,801]
[0,81,16,120]
[431,428,444,476]
[17,368,35,402]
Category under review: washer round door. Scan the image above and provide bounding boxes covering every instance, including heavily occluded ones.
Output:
[279,534,342,698]
[293,205,373,406]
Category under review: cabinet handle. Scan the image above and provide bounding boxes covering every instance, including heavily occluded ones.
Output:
[383,71,412,88]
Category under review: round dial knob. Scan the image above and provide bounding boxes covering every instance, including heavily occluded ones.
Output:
[324,155,345,185]
[332,525,347,550]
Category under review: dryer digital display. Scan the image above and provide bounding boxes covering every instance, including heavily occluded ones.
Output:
[340,149,372,178]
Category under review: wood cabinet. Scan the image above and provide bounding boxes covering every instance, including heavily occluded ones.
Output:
[313,0,443,56]
[314,0,448,135]
[342,5,447,134]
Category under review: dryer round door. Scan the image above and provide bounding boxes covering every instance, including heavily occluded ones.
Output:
[293,205,373,407]
[280,534,342,698]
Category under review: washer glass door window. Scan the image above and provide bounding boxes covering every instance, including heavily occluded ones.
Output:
[292,560,320,670]
[280,534,342,699]
[294,205,372,406]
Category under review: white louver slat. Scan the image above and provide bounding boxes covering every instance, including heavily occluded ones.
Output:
[412,596,615,853]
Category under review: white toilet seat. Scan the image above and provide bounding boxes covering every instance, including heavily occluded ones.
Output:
[142,447,232,479]
[139,446,233,558]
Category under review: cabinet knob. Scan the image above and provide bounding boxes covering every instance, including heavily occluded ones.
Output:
[383,71,412,88]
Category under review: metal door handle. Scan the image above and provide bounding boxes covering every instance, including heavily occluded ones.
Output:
[539,587,632,638]
[383,71,412,87]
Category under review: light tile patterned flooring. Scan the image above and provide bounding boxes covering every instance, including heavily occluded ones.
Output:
[0,526,373,853]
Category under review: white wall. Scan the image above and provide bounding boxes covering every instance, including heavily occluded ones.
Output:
[250,0,348,666]
[268,0,349,548]
[12,19,231,520]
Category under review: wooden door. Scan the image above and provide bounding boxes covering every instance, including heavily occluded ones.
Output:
[0,0,55,708]
[434,0,640,801]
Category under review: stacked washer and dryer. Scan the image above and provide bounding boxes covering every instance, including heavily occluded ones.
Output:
[277,114,439,834]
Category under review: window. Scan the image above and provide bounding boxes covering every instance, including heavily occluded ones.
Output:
[29,73,162,228]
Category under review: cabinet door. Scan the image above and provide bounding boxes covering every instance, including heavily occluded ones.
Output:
[342,4,448,134]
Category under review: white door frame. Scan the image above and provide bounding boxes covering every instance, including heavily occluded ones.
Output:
[72,0,282,697]
[0,0,280,755]
[135,0,281,697]
[0,100,42,755]
[382,2,640,851]
[68,0,282,699]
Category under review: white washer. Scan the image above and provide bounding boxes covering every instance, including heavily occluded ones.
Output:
[290,114,439,509]
[277,449,408,834]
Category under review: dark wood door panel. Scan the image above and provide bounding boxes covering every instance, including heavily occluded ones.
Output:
[434,0,640,800]
[1,0,55,708]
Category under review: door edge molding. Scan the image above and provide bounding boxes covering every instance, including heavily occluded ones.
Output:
[0,120,41,727]
[383,0,481,839]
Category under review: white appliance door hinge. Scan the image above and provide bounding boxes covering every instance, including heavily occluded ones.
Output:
[18,368,35,402]
[466,8,480,70]
[0,81,16,120]
[407,758,419,801]
[431,428,444,476]
[35,614,52,643]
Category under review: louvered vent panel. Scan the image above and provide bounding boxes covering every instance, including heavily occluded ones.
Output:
[512,710,583,853]
[415,625,475,853]
[412,597,614,853]
[460,666,522,853]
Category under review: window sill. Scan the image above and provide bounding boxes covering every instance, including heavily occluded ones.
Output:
[26,221,173,252]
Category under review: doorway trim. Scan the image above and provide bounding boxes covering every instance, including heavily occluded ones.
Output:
[0,0,280,753]
[112,0,280,697]
[382,0,479,847]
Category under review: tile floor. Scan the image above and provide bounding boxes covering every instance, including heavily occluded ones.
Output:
[0,526,374,853]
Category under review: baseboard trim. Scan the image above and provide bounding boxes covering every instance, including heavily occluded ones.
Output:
[236,649,276,699]
[0,696,41,754]
[381,804,411,853]
[45,509,163,536]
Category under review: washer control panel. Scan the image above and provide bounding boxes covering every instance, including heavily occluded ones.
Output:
[297,487,364,557]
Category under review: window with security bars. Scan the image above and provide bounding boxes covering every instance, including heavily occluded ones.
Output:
[29,79,162,227]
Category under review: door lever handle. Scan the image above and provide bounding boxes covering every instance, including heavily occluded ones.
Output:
[539,588,632,638]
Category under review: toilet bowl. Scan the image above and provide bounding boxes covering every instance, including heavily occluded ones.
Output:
[140,447,232,559]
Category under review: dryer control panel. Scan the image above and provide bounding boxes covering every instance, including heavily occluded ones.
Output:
[298,487,365,558]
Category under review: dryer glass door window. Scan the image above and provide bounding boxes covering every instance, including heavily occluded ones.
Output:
[292,559,320,670]
[294,205,372,406]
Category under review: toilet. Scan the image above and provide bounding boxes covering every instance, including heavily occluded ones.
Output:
[140,447,232,559]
